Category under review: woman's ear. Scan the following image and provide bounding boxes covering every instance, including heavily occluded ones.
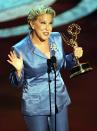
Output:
[29,21,34,30]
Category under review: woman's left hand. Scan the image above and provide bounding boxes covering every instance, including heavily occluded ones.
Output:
[73,46,83,58]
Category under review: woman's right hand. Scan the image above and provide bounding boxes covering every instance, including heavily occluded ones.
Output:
[7,51,23,76]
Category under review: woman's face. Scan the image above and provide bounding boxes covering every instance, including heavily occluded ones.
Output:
[30,13,53,41]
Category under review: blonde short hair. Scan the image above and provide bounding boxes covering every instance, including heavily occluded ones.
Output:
[27,5,56,22]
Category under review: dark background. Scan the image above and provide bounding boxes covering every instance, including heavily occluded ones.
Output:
[0,0,97,130]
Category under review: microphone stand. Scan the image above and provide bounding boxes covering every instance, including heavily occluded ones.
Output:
[47,59,52,116]
[51,56,58,131]
[47,57,58,131]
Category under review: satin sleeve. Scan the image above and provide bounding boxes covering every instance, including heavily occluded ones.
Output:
[63,52,76,70]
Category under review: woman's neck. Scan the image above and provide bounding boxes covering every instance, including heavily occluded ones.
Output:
[30,33,48,46]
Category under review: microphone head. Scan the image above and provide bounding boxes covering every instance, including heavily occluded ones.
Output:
[51,56,56,64]
[47,59,51,66]
[47,59,52,73]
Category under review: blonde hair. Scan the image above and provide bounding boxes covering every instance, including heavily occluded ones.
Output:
[27,5,56,22]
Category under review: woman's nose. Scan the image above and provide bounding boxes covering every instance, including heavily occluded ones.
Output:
[45,24,51,31]
[45,25,49,30]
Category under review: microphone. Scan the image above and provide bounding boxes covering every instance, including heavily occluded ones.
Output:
[47,59,52,73]
[47,56,57,73]
[51,56,57,71]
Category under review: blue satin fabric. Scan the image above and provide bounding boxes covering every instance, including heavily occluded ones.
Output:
[9,32,75,116]
[24,106,68,131]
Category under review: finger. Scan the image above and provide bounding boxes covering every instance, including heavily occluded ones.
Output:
[7,60,13,65]
[11,50,18,59]
[10,51,16,59]
[8,54,14,62]
[13,50,18,58]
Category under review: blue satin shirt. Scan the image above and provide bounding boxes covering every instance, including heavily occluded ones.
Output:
[9,32,75,116]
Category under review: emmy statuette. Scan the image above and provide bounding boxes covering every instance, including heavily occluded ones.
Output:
[61,23,93,78]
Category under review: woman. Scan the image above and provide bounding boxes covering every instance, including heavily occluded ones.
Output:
[7,6,83,131]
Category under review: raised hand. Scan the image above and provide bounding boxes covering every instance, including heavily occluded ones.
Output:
[7,51,23,77]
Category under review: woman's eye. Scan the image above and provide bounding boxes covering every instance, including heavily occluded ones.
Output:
[50,22,53,25]
[40,21,53,25]
[40,22,45,24]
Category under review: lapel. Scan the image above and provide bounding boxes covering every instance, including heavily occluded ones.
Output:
[49,34,59,57]
[26,33,59,59]
[27,35,48,59]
